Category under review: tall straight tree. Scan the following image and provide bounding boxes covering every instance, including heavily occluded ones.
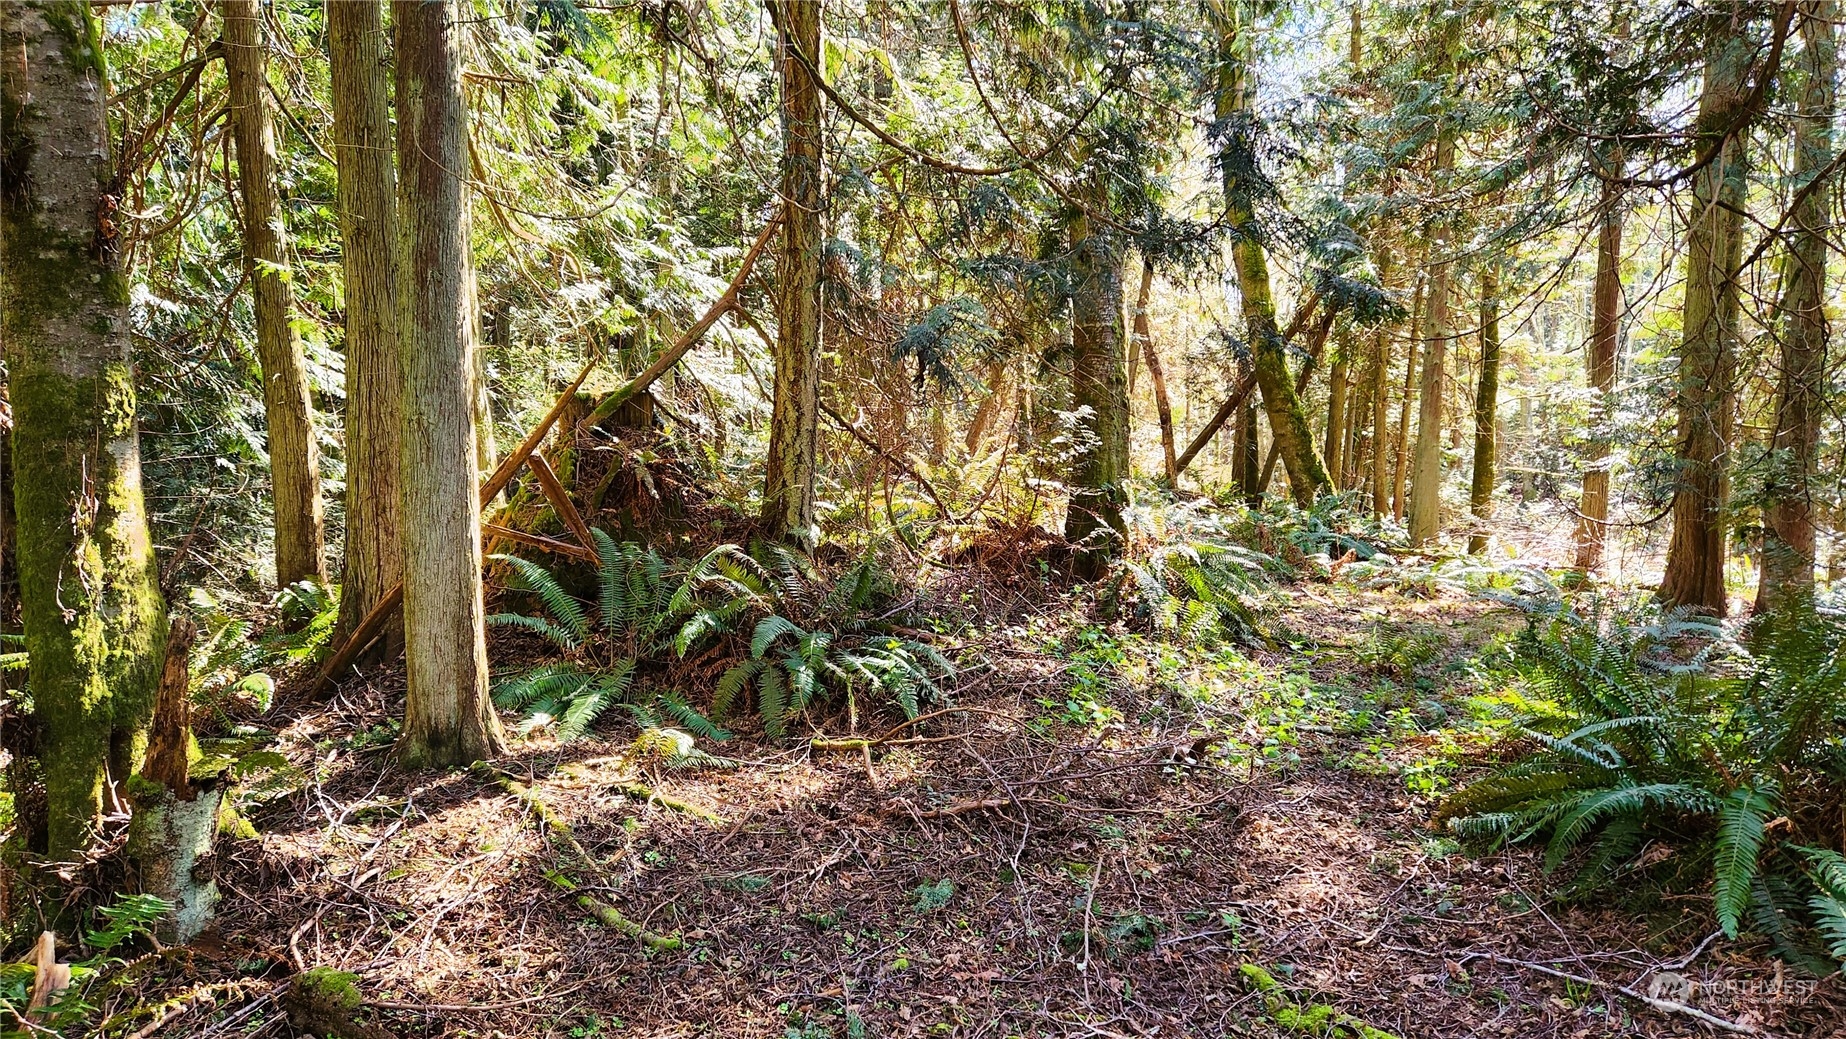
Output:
[223,0,325,587]
[1467,266,1501,553]
[761,0,823,545]
[1213,0,1332,505]
[1573,171,1624,572]
[1659,22,1757,615]
[1757,1,1836,614]
[1,0,168,864]
[1406,9,1463,546]
[1132,260,1179,485]
[1064,169,1131,576]
[393,0,507,767]
[328,0,403,654]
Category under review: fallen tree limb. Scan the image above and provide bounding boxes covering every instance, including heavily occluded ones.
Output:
[1170,292,1323,482]
[313,358,598,692]
[1405,947,1758,1035]
[577,213,782,433]
[521,453,597,551]
[482,523,596,562]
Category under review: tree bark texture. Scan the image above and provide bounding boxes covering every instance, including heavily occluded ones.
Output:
[1757,1,1834,614]
[1,0,168,864]
[1406,15,1462,546]
[328,0,403,656]
[224,0,325,588]
[1659,27,1754,616]
[761,0,823,545]
[393,0,506,767]
[1064,173,1131,577]
[1573,175,1624,573]
[1467,267,1501,554]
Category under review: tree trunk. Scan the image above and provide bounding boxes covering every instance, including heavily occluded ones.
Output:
[1,0,169,865]
[1573,174,1624,573]
[1406,14,1462,546]
[1756,2,1834,615]
[1323,341,1350,493]
[224,0,325,588]
[393,0,506,768]
[328,0,403,658]
[1467,267,1501,553]
[1133,260,1179,484]
[1393,276,1423,523]
[1215,1,1332,506]
[761,0,823,545]
[1659,28,1755,616]
[1064,172,1131,577]
[1369,322,1391,514]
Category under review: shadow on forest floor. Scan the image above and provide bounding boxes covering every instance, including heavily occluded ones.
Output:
[133,583,1845,1039]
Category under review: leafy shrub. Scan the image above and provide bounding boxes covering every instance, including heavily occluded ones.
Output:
[1437,607,1846,971]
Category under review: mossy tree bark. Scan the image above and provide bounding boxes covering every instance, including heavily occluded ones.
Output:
[223,0,325,589]
[1467,266,1501,554]
[393,0,506,768]
[1392,275,1422,523]
[1,0,168,865]
[1573,173,1624,573]
[761,0,823,546]
[1406,13,1463,546]
[1064,171,1131,578]
[328,0,403,658]
[1214,0,1332,506]
[1757,1,1834,615]
[1660,26,1755,616]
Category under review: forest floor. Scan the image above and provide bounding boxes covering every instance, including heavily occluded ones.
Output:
[126,543,1846,1039]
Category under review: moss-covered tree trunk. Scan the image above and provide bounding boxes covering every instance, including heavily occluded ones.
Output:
[1064,172,1131,577]
[1467,267,1501,554]
[761,0,823,546]
[1132,260,1179,485]
[223,0,324,588]
[329,0,403,658]
[1,0,168,865]
[1573,174,1624,573]
[1660,27,1754,616]
[393,0,506,768]
[1214,3,1332,506]
[1757,3,1834,615]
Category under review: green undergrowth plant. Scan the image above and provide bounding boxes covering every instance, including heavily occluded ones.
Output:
[490,534,950,742]
[1437,605,1846,972]
[711,547,952,739]
[490,531,729,744]
[0,894,173,1035]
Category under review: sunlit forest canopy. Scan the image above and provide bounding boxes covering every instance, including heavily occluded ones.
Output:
[0,0,1843,1035]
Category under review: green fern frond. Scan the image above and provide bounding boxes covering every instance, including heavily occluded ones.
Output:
[491,553,591,640]
[657,691,732,742]
[758,665,790,739]
[1714,783,1779,938]
[751,615,804,658]
[487,612,583,652]
[713,660,761,722]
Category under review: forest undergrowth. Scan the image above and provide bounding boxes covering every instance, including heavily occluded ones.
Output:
[63,507,1846,1039]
